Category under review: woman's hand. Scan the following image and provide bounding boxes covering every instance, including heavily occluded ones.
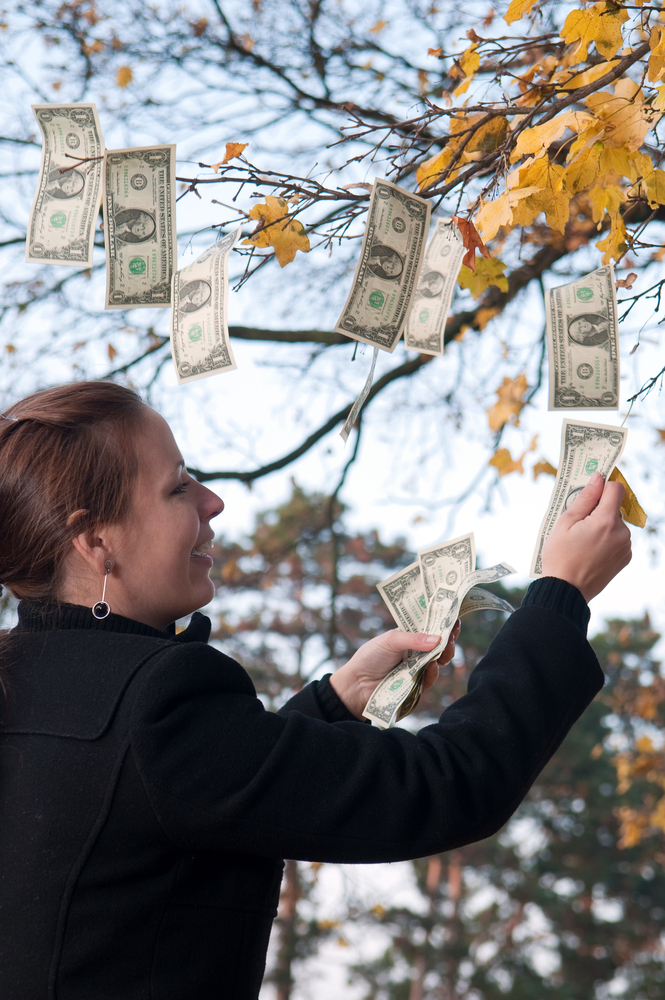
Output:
[329,621,461,720]
[541,471,631,603]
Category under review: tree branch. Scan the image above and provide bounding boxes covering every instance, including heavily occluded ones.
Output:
[188,353,432,483]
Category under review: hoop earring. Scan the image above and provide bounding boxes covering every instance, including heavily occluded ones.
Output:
[92,560,113,620]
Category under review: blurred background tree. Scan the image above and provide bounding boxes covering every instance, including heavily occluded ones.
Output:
[200,484,665,999]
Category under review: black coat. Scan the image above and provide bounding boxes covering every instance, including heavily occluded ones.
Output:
[0,580,602,1000]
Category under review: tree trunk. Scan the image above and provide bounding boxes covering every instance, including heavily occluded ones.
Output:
[273,859,301,1000]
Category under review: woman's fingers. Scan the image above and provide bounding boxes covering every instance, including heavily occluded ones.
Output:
[540,474,632,603]
[422,620,461,692]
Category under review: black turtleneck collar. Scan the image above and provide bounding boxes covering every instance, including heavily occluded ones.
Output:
[14,601,212,645]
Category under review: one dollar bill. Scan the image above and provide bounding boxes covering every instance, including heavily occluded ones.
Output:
[547,265,619,410]
[334,179,431,352]
[404,218,465,356]
[104,144,176,309]
[171,228,241,384]
[378,560,513,632]
[364,561,515,728]
[531,419,627,577]
[418,532,475,605]
[26,103,104,267]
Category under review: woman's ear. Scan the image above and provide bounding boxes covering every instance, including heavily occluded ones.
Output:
[67,511,111,576]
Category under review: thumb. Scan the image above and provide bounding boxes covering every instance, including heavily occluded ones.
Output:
[562,471,604,523]
[373,630,441,654]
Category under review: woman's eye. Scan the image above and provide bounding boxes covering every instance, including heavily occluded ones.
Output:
[172,482,189,495]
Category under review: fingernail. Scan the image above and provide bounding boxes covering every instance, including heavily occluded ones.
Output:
[422,634,440,647]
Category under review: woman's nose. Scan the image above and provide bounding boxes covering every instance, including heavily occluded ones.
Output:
[201,483,224,517]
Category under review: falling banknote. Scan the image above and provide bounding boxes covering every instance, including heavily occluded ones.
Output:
[546,265,619,410]
[170,228,241,384]
[334,179,430,353]
[404,218,465,356]
[104,144,176,308]
[531,419,627,577]
[26,103,104,267]
[364,531,515,728]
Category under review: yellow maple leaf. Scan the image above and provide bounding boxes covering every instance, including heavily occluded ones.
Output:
[453,45,480,96]
[596,213,627,264]
[489,447,525,477]
[211,142,249,171]
[464,115,509,156]
[116,65,133,87]
[369,19,387,33]
[504,0,539,25]
[475,184,542,240]
[416,147,454,191]
[551,60,619,91]
[533,459,557,480]
[563,144,604,193]
[655,86,665,112]
[510,114,571,163]
[457,257,508,299]
[474,193,513,241]
[561,2,629,66]
[242,196,310,267]
[586,79,659,152]
[487,373,529,431]
[589,182,625,224]
[646,167,665,206]
[510,157,569,233]
[417,115,508,190]
[609,467,647,528]
[649,26,665,83]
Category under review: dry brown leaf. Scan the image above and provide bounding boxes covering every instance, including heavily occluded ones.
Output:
[82,39,104,56]
[222,142,248,165]
[4,344,16,354]
[116,65,132,87]
[190,17,208,37]
[242,195,310,267]
[615,272,637,289]
[533,459,557,480]
[452,216,490,270]
[489,447,525,477]
[369,19,387,33]
[107,344,117,361]
[428,47,442,58]
[487,374,528,431]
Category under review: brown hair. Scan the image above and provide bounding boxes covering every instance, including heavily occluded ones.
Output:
[0,381,145,603]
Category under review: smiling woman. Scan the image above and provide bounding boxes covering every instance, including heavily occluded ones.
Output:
[0,382,631,1000]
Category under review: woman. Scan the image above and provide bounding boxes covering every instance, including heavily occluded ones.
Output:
[0,382,631,999]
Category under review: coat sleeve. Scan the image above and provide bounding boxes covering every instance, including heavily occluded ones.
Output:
[129,604,603,864]
[277,675,363,723]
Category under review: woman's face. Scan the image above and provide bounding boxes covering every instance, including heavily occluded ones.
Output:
[104,407,224,629]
